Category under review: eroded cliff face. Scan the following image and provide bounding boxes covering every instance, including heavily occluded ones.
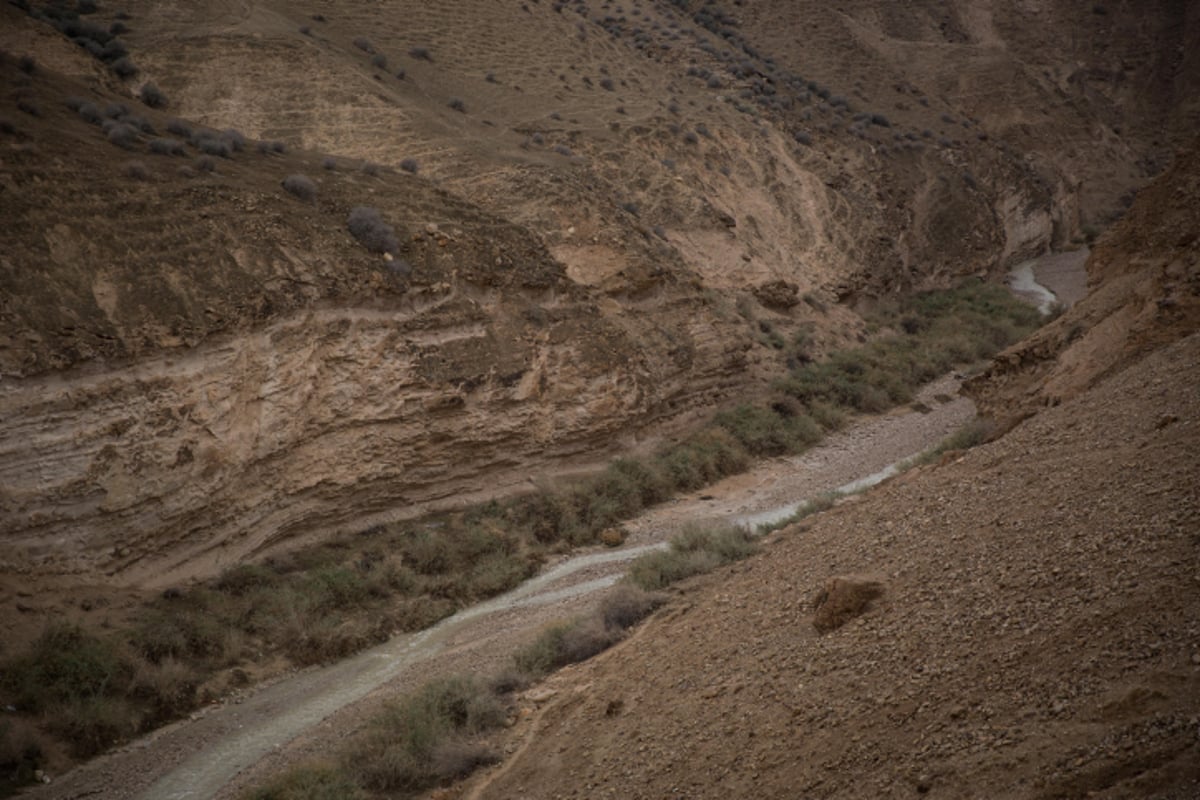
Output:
[0,289,754,587]
[1,0,1195,586]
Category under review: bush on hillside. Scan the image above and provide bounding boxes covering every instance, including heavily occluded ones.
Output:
[282,174,317,201]
[140,82,167,109]
[346,207,399,254]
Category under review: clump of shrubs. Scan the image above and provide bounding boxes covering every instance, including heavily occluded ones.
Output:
[347,206,399,254]
[349,675,503,792]
[399,157,419,174]
[148,137,185,156]
[111,57,138,78]
[220,128,246,152]
[282,174,317,201]
[512,584,665,681]
[408,46,432,61]
[447,97,466,112]
[76,102,102,124]
[105,122,138,149]
[123,160,149,180]
[627,524,758,591]
[194,137,231,157]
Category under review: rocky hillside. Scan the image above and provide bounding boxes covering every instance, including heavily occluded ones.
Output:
[459,142,1200,799]
[1,0,1196,587]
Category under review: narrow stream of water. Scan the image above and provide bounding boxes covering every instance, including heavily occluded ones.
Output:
[122,252,1088,800]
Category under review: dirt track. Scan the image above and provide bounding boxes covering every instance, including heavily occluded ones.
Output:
[22,371,976,800]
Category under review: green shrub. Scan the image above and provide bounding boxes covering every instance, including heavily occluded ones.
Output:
[599,583,666,630]
[628,524,757,590]
[350,676,503,791]
[0,625,132,713]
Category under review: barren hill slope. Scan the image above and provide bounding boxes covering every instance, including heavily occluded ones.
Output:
[461,177,1200,800]
[2,0,1197,588]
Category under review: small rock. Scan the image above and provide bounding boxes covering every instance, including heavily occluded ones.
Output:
[811,574,887,633]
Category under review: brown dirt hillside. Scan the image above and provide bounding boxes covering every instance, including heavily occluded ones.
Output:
[1,0,1197,588]
[462,315,1200,800]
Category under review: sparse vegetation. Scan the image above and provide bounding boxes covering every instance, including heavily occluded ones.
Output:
[756,491,841,534]
[0,276,1042,778]
[221,129,246,152]
[140,82,167,109]
[195,137,232,158]
[399,157,419,174]
[282,174,317,201]
[111,57,138,78]
[408,46,432,61]
[627,524,758,591]
[148,137,185,156]
[245,764,364,800]
[350,675,504,792]
[899,417,996,469]
[76,102,102,124]
[347,206,400,254]
[123,160,149,180]
[448,97,466,113]
[105,122,137,149]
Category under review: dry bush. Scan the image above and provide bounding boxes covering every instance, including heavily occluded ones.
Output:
[282,174,317,201]
[244,763,365,800]
[349,676,504,792]
[599,584,666,630]
[131,657,198,722]
[346,207,399,254]
[123,160,149,180]
[148,137,185,156]
[140,82,167,108]
[628,524,757,591]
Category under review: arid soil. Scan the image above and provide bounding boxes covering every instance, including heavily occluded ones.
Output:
[462,330,1200,800]
[15,366,980,800]
[3,2,1200,797]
